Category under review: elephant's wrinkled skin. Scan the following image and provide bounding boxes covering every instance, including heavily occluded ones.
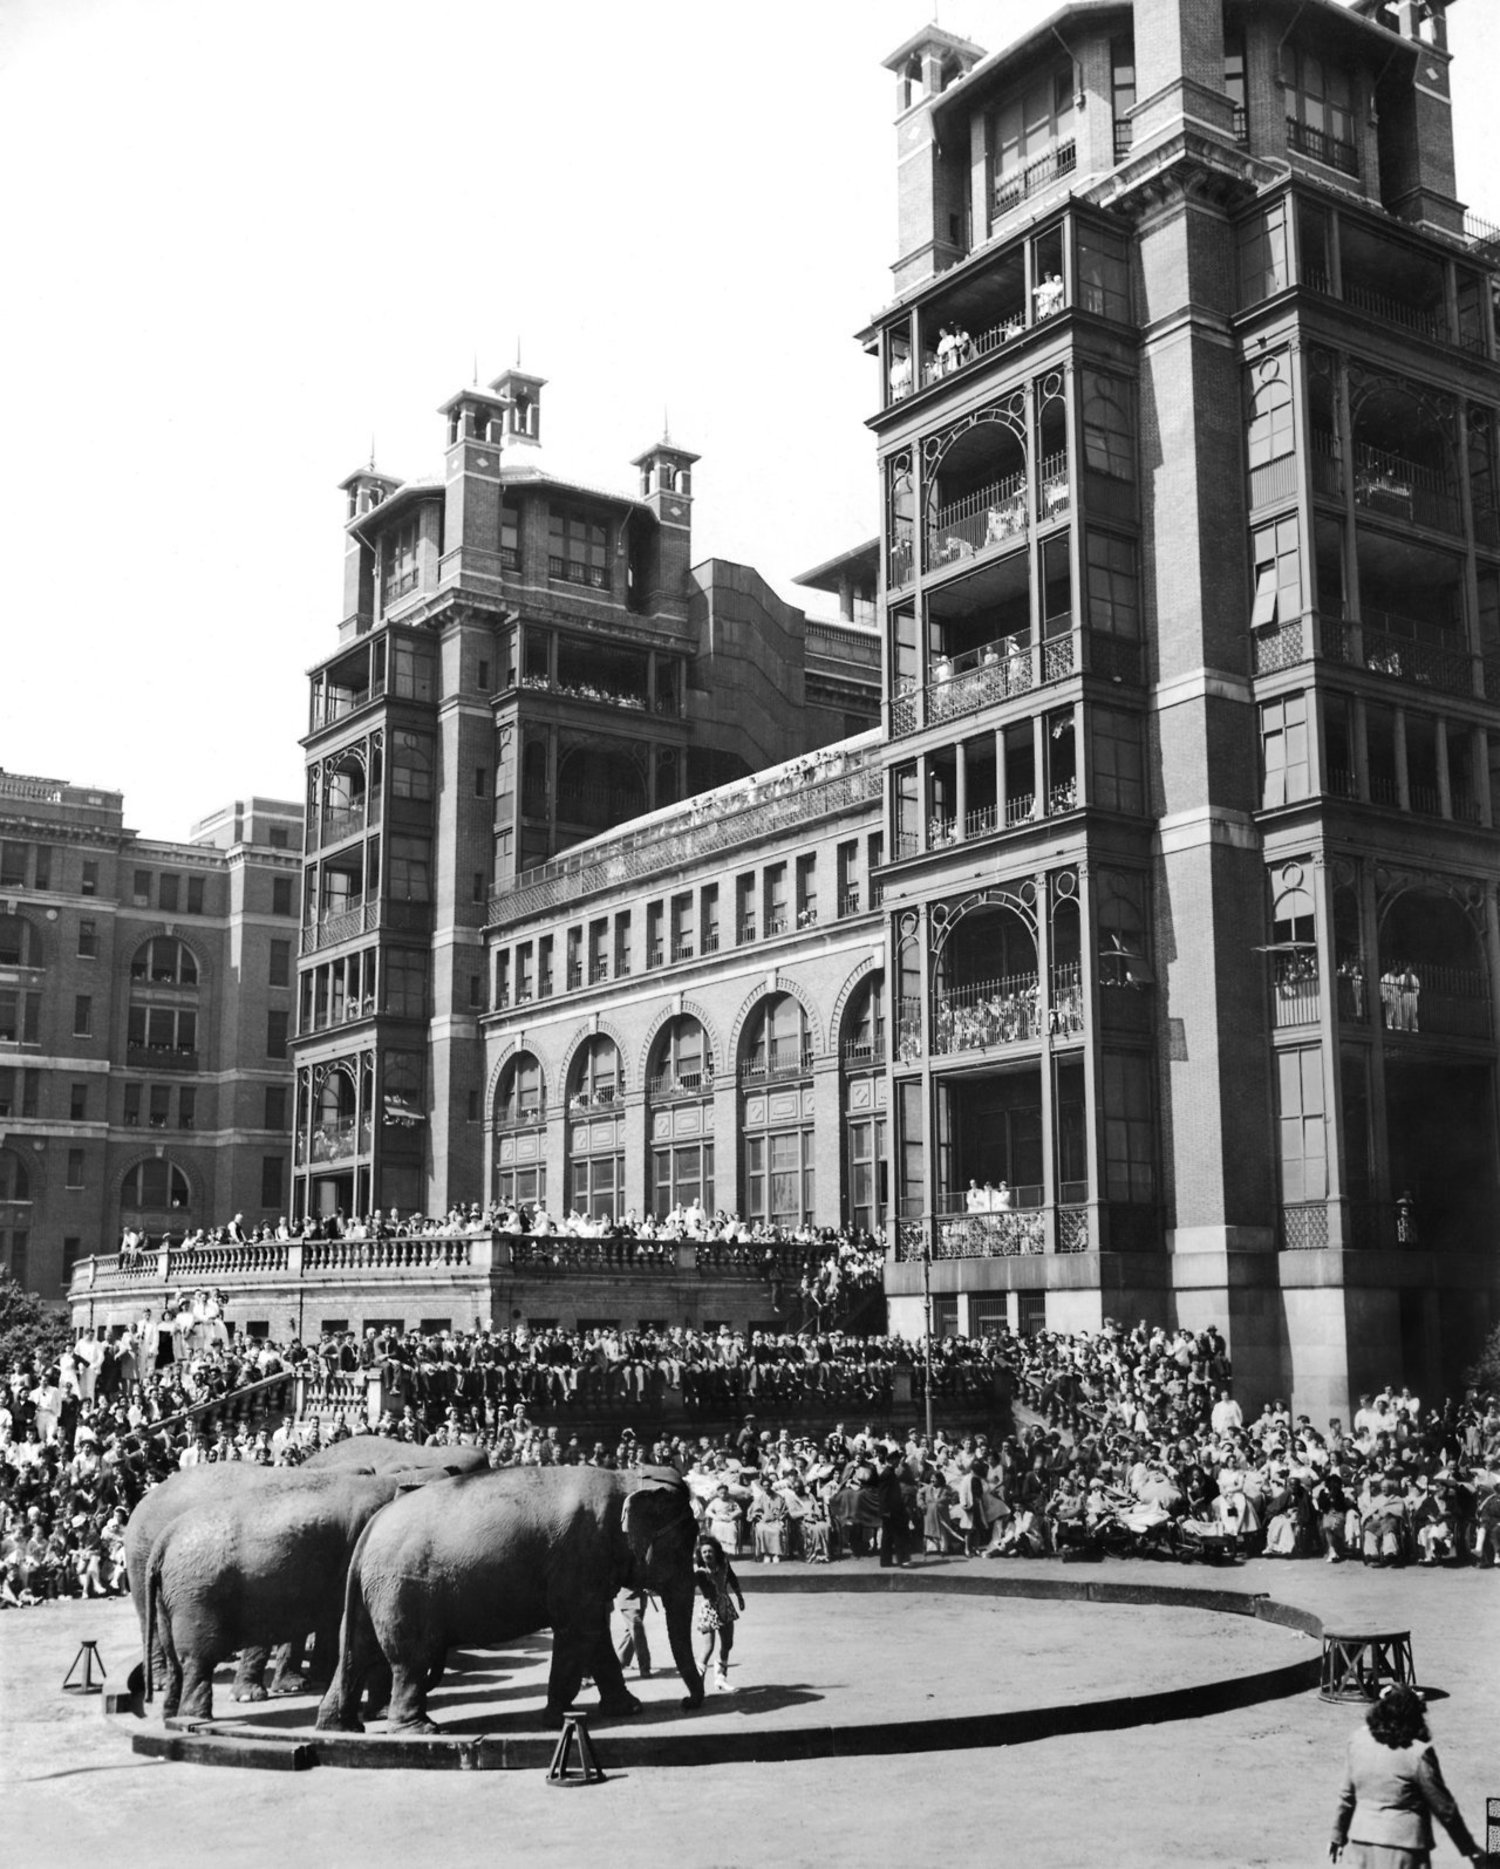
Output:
[148,1467,449,1721]
[316,1464,705,1734]
[306,1437,488,1475]
[125,1465,285,1702]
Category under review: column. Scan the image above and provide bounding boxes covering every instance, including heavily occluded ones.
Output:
[1035,871,1056,1253]
[1312,853,1347,1249]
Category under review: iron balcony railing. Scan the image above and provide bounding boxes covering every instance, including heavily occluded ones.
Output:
[992,138,1077,216]
[739,1044,815,1086]
[547,556,610,591]
[933,973,1042,1054]
[1352,441,1461,535]
[646,1068,714,1102]
[1286,116,1358,176]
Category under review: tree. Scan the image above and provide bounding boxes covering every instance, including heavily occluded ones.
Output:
[0,1273,72,1373]
[1466,1321,1500,1399]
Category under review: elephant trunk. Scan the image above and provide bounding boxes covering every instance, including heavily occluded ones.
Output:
[662,1579,703,1705]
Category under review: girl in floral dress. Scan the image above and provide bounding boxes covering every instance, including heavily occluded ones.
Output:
[692,1534,745,1692]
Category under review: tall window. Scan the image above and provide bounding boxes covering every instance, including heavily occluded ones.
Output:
[742,994,812,1082]
[496,1052,545,1125]
[1081,373,1134,482]
[1102,1052,1155,1203]
[1277,1048,1327,1201]
[0,1148,30,1203]
[1247,358,1295,481]
[649,1017,712,1098]
[991,67,1075,213]
[1251,517,1302,630]
[569,1036,621,1110]
[0,916,41,968]
[1085,533,1139,638]
[383,518,420,605]
[387,835,431,902]
[548,510,610,590]
[1110,38,1135,158]
[1261,696,1311,807]
[1091,709,1145,814]
[390,732,433,800]
[1283,46,1357,173]
[744,1131,814,1228]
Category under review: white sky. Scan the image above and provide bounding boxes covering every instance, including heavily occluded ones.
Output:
[1,0,1496,841]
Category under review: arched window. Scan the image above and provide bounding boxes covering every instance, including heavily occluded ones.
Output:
[496,1052,546,1127]
[741,994,812,1084]
[390,732,432,802]
[648,1017,713,1100]
[740,995,815,1227]
[841,975,886,1065]
[1247,360,1295,469]
[646,1018,713,1219]
[130,936,198,986]
[569,1037,621,1111]
[0,1147,31,1203]
[122,1159,190,1211]
[567,1038,624,1219]
[493,1052,546,1208]
[0,916,41,969]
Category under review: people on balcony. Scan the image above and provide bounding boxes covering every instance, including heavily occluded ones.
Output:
[1380,963,1422,1031]
[935,323,972,375]
[1033,271,1065,319]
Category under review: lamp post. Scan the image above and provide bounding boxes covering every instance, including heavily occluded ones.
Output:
[922,1226,934,1445]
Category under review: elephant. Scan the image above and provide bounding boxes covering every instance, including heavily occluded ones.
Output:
[146,1466,453,1721]
[125,1465,285,1702]
[316,1463,705,1734]
[306,1436,489,1475]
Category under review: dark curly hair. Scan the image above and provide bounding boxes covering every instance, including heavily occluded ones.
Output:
[1366,1684,1430,1749]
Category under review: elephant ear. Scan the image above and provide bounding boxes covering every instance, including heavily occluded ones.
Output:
[621,1474,692,1581]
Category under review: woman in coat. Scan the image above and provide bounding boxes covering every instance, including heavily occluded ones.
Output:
[1329,1684,1485,1868]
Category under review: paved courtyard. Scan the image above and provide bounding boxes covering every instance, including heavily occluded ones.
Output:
[3,1553,1496,1869]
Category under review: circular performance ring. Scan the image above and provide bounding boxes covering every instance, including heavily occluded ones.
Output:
[124,1571,1325,1773]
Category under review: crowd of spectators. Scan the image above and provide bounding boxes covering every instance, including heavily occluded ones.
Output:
[4,1308,1498,1609]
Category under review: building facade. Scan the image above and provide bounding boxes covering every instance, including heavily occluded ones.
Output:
[1,775,301,1299]
[870,0,1500,1414]
[292,373,880,1225]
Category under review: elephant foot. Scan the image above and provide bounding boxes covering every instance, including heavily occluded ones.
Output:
[363,1700,390,1723]
[314,1710,364,1734]
[388,1715,443,1737]
[680,1693,705,1710]
[267,1679,302,1697]
[230,1684,270,1703]
[596,1693,641,1718]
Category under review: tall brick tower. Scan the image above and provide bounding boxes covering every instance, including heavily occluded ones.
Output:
[871,0,1500,1414]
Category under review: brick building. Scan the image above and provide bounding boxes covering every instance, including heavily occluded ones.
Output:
[871,0,1500,1415]
[1,775,301,1298]
[292,372,880,1225]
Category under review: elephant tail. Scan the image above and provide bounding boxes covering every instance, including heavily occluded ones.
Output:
[144,1542,164,1704]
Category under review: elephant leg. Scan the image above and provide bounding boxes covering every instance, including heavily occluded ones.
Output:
[266,1638,304,1695]
[384,1655,444,1736]
[304,1623,339,1695]
[362,1659,393,1724]
[160,1657,183,1721]
[316,1608,384,1734]
[589,1624,640,1718]
[545,1624,595,1724]
[178,1653,217,1722]
[232,1646,272,1701]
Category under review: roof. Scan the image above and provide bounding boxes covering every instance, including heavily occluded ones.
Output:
[792,538,880,593]
[882,23,987,74]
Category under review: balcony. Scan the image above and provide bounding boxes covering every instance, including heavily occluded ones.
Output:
[1377,963,1491,1041]
[547,556,610,593]
[1324,611,1473,699]
[1286,117,1357,177]
[739,1043,814,1086]
[992,139,1077,217]
[519,672,670,715]
[1352,443,1461,536]
[838,890,861,917]
[1281,1199,1420,1251]
[841,1030,886,1068]
[1271,955,1320,1029]
[125,1045,198,1073]
[298,1116,372,1165]
[315,794,381,850]
[933,973,1042,1055]
[493,1098,547,1132]
[311,678,386,733]
[300,899,430,956]
[924,455,1069,578]
[647,1068,714,1103]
